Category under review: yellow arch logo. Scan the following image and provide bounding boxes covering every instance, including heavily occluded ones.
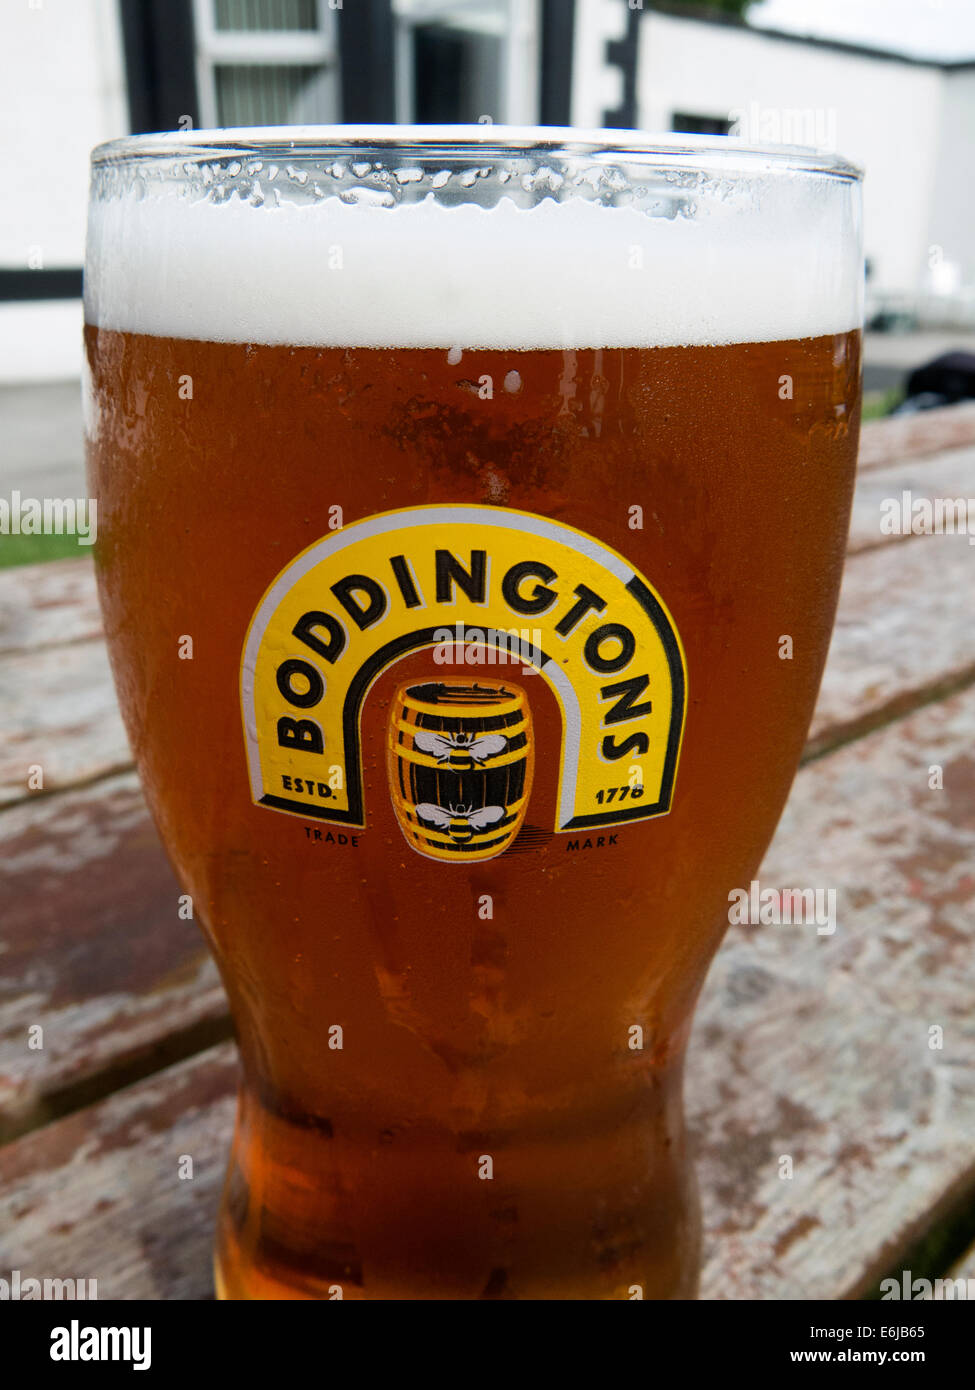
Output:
[240,506,686,838]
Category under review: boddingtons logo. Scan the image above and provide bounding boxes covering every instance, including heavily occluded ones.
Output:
[240,506,686,862]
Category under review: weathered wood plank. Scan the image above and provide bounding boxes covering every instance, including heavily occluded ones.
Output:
[847,446,975,555]
[0,772,226,1137]
[0,639,130,807]
[0,1044,237,1300]
[3,687,974,1299]
[693,683,975,1299]
[0,558,102,656]
[857,401,975,471]
[808,534,975,757]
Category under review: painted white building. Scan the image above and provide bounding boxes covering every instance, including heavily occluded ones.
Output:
[574,1,975,321]
[1,0,127,382]
[2,0,974,382]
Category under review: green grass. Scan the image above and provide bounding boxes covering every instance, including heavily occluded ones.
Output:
[862,387,905,422]
[0,532,96,569]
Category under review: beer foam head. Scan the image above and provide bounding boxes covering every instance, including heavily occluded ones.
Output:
[86,140,863,349]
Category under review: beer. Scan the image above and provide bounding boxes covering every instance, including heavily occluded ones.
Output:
[85,131,863,1299]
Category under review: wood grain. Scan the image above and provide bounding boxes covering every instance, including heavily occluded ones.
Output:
[0,640,131,807]
[0,1044,237,1300]
[847,446,975,555]
[693,684,975,1299]
[808,534,975,758]
[857,401,975,472]
[0,772,226,1137]
[0,557,102,656]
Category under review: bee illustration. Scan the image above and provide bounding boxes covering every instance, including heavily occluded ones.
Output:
[413,729,508,769]
[415,802,506,844]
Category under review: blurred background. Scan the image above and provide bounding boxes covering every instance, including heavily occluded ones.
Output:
[2,0,975,558]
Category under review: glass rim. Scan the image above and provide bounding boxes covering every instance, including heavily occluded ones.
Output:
[90,124,863,182]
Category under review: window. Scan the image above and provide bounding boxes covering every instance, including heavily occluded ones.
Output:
[411,23,502,123]
[213,0,318,29]
[671,112,732,137]
[193,0,339,127]
[393,1,540,124]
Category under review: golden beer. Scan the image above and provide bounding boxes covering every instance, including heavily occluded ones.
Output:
[85,129,863,1299]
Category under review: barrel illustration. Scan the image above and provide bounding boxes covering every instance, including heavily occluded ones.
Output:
[387,680,534,862]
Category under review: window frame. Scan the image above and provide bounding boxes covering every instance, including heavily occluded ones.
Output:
[191,0,341,129]
[392,0,540,125]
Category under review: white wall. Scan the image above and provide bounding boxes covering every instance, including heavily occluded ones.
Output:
[573,3,953,303]
[0,0,127,381]
[572,0,628,129]
[927,68,975,309]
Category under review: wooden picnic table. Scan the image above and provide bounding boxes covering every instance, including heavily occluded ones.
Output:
[2,403,975,1300]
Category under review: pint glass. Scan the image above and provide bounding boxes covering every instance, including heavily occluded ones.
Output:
[84,129,863,1300]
